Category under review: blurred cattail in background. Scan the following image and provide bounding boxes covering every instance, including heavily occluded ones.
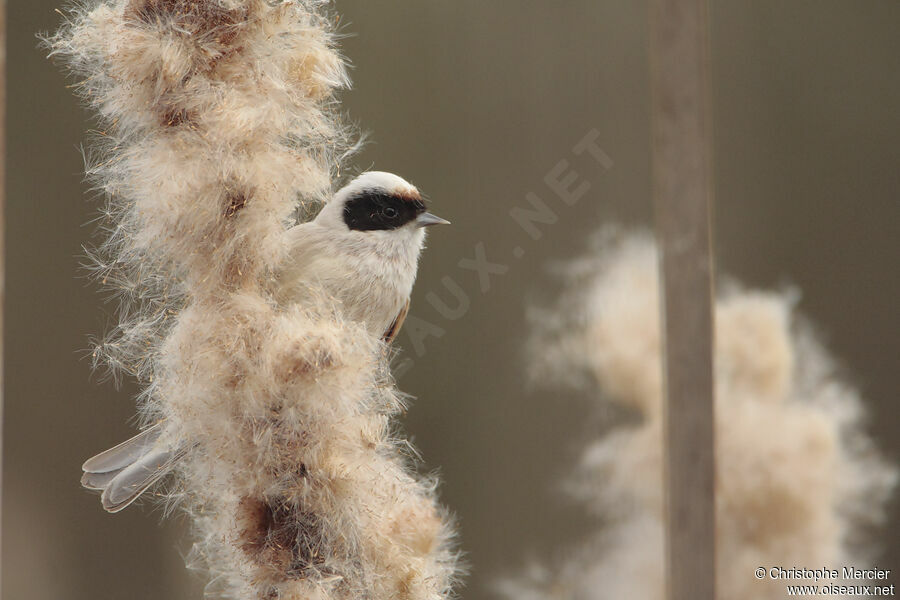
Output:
[498,229,897,600]
[46,1,459,598]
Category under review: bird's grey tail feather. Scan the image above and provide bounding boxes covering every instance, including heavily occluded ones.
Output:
[81,422,180,513]
[82,422,164,474]
[81,469,122,491]
[100,447,177,513]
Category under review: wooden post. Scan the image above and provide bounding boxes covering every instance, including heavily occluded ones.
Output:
[648,1,716,599]
[1,0,6,594]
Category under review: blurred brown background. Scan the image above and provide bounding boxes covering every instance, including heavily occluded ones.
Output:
[5,1,899,599]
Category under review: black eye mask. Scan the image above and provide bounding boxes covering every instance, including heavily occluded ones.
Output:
[342,190,426,231]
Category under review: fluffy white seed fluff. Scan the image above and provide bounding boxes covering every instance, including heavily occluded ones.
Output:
[48,2,458,598]
[499,228,896,600]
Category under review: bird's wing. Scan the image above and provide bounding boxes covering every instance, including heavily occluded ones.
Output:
[82,422,164,474]
[382,299,410,344]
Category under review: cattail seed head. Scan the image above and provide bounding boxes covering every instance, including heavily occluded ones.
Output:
[501,229,896,600]
[49,1,459,598]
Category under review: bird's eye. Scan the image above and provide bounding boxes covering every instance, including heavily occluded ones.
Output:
[382,207,398,219]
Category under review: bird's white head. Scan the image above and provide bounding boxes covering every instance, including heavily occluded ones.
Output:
[314,172,450,237]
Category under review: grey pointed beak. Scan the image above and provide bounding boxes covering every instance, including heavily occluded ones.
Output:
[416,212,451,227]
